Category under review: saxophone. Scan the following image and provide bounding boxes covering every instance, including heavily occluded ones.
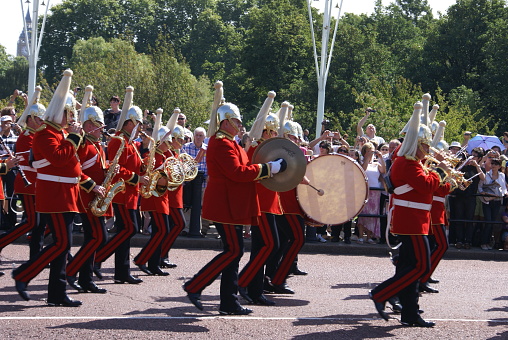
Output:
[90,135,126,216]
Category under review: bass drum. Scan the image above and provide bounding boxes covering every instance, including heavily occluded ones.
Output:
[297,154,368,225]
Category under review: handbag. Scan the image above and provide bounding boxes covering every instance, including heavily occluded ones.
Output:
[479,173,503,203]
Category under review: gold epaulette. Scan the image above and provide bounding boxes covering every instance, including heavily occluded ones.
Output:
[216,129,235,141]
[35,124,47,132]
[404,155,417,161]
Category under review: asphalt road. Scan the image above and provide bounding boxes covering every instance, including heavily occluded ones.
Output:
[0,243,506,339]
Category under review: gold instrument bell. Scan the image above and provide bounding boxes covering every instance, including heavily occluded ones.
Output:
[252,137,306,192]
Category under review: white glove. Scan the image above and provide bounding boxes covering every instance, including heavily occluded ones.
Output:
[268,158,284,175]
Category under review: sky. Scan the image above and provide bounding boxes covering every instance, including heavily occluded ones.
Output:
[1,0,457,57]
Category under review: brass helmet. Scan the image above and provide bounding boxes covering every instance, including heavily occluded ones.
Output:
[217,103,241,123]
[18,85,45,127]
[265,113,279,136]
[82,106,105,126]
[283,120,299,137]
[126,106,143,125]
[171,125,186,141]
[418,123,433,145]
[157,126,171,143]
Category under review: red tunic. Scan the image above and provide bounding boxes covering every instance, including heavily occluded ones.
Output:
[140,149,170,214]
[430,183,451,227]
[14,128,37,195]
[77,135,109,215]
[33,122,81,213]
[110,130,142,210]
[247,144,282,215]
[202,131,265,225]
[390,155,442,235]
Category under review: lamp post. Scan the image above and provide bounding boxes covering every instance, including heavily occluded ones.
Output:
[20,0,51,97]
[307,0,343,137]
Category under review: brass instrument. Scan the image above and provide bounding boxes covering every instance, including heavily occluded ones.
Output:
[424,148,471,191]
[163,156,185,191]
[90,135,126,216]
[179,152,199,181]
[139,131,169,199]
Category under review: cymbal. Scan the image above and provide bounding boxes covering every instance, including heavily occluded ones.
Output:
[252,137,306,192]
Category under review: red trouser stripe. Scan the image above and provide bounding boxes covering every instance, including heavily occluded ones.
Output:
[185,224,240,293]
[238,213,275,287]
[421,225,448,282]
[95,205,134,263]
[134,212,168,265]
[15,214,69,282]
[160,207,184,256]
[374,235,428,302]
[66,211,105,277]
[272,214,305,285]
[0,195,36,250]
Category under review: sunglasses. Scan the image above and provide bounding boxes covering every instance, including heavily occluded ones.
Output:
[338,149,348,153]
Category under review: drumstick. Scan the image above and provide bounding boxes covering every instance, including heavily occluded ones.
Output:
[308,183,324,196]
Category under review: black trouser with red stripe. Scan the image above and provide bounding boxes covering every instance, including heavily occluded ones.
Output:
[0,195,38,255]
[66,212,106,286]
[95,204,138,280]
[421,224,448,283]
[160,207,185,260]
[13,212,74,302]
[184,223,244,312]
[270,214,305,285]
[238,213,278,299]
[134,212,169,270]
[370,234,430,323]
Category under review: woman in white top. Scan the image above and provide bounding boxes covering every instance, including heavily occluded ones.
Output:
[356,142,386,244]
[478,157,507,250]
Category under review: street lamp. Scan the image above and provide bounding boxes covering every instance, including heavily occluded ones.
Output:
[307,0,343,137]
[20,0,51,97]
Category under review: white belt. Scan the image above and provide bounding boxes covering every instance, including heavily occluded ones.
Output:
[81,154,98,171]
[37,173,79,184]
[393,184,413,195]
[392,198,431,211]
[32,159,50,169]
[19,165,36,172]
[433,196,446,203]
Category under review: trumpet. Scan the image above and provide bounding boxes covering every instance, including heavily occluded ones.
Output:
[424,149,471,190]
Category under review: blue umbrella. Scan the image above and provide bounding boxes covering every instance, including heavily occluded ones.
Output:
[466,134,505,154]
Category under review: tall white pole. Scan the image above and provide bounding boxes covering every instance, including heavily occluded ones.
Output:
[308,0,343,137]
[21,0,50,97]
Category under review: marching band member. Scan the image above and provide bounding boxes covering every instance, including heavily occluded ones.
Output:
[369,101,450,327]
[135,110,171,276]
[13,69,84,306]
[0,86,43,260]
[94,86,148,284]
[66,86,108,294]
[159,108,187,269]
[183,81,286,315]
[238,91,280,306]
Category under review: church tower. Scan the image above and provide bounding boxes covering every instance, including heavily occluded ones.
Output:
[16,9,32,59]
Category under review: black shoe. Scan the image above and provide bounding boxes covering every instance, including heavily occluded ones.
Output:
[114,275,143,284]
[137,264,153,275]
[419,282,439,293]
[148,267,169,276]
[107,226,117,233]
[219,306,253,315]
[93,263,103,280]
[186,292,203,311]
[291,268,308,276]
[331,236,340,242]
[0,271,4,277]
[401,316,435,327]
[369,291,389,321]
[427,277,440,284]
[238,286,253,304]
[82,282,107,294]
[271,283,295,294]
[14,279,30,301]
[388,297,402,313]
[160,258,177,268]
[47,296,82,307]
[252,295,276,306]
[67,276,85,292]
[344,237,351,244]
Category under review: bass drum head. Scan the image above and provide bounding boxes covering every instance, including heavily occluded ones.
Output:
[297,154,368,225]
